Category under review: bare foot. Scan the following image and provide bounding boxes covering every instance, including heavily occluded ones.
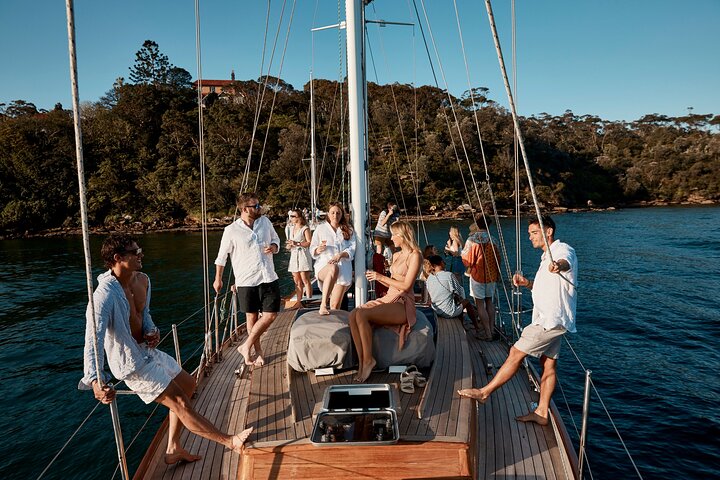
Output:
[230,426,254,453]
[319,306,330,315]
[516,411,549,426]
[236,344,253,365]
[357,358,377,383]
[164,448,202,465]
[457,388,489,404]
[253,355,265,367]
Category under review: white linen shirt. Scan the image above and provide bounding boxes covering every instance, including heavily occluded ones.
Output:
[214,216,280,287]
[310,221,357,286]
[531,240,578,333]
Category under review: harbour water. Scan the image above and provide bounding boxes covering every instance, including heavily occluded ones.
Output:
[0,206,718,479]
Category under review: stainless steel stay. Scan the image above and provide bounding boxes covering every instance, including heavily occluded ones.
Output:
[578,369,592,480]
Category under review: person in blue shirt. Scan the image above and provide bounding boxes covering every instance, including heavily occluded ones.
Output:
[424,255,481,332]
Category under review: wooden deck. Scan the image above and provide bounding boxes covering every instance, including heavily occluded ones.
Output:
[135,308,574,480]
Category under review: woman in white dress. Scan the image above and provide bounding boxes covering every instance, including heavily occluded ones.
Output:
[310,203,356,315]
[286,208,313,308]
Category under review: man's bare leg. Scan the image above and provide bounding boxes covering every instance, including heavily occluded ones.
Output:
[237,312,277,366]
[516,355,556,426]
[165,371,202,464]
[237,312,260,365]
[458,346,527,403]
[156,378,253,455]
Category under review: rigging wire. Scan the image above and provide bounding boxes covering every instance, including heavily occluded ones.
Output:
[242,0,288,192]
[412,0,518,333]
[110,403,163,480]
[194,0,213,367]
[254,0,298,192]
[409,0,477,224]
[512,0,524,338]
[561,336,643,478]
[366,4,427,243]
[448,0,516,328]
[36,402,102,479]
[482,0,577,288]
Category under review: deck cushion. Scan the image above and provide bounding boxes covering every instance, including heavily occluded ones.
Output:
[372,308,436,369]
[287,309,355,372]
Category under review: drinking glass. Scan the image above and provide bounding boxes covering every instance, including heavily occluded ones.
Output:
[144,326,159,350]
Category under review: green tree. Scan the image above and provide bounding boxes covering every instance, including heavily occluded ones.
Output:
[129,40,173,86]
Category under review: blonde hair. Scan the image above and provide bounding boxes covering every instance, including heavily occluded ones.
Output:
[449,225,463,246]
[390,221,420,253]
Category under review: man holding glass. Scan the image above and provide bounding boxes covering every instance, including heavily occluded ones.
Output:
[80,234,252,464]
[214,192,280,367]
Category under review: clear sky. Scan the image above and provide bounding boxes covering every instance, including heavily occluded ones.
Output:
[1,0,718,122]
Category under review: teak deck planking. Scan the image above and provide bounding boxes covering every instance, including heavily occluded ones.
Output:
[136,308,573,480]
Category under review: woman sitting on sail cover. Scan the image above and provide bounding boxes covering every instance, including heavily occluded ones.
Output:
[286,208,313,308]
[310,203,356,315]
[350,221,423,382]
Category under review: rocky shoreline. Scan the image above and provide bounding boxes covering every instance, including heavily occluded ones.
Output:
[3,199,716,241]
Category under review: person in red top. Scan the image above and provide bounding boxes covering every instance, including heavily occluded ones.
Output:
[462,215,500,340]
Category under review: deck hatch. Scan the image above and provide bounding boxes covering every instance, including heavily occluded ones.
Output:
[311,384,400,446]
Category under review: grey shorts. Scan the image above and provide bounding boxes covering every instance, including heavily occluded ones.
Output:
[470,280,496,299]
[124,347,182,404]
[514,324,566,359]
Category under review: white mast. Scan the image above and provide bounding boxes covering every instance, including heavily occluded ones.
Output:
[346,0,369,305]
[309,71,317,227]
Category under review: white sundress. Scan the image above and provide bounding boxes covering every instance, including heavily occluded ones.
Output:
[288,225,313,273]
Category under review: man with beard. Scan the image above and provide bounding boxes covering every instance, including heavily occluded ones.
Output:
[80,234,252,464]
[214,192,281,367]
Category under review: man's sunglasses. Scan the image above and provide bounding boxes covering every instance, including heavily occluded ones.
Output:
[122,247,143,256]
[245,203,261,210]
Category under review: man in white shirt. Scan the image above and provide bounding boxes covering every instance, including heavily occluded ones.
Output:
[458,215,577,427]
[214,192,281,367]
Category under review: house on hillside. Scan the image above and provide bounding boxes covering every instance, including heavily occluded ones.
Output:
[192,70,247,105]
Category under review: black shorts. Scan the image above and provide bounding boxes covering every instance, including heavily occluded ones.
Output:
[237,280,281,313]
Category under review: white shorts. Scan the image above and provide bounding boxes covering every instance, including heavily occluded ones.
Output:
[470,279,496,299]
[124,347,182,404]
[514,324,566,359]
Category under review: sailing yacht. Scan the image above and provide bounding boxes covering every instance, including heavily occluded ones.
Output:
[129,1,578,479]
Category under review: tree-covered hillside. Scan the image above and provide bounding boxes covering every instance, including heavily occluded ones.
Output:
[1,41,718,237]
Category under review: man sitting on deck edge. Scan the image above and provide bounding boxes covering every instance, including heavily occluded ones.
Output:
[79,234,252,464]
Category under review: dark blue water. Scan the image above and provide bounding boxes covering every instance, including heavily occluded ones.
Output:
[1,206,719,479]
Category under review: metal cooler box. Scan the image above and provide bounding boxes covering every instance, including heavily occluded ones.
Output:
[311,384,400,446]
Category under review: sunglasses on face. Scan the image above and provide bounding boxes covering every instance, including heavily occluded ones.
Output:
[289,214,298,218]
[122,247,142,256]
[245,203,261,210]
